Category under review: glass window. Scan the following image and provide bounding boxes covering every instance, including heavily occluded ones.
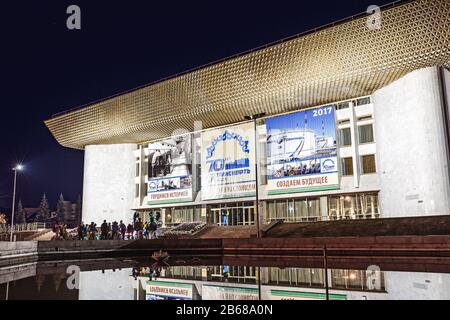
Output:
[328,193,380,220]
[276,201,287,220]
[355,96,371,106]
[341,157,353,176]
[336,102,350,110]
[308,199,320,219]
[295,199,308,220]
[339,128,352,146]
[358,124,374,144]
[268,201,276,221]
[361,155,376,174]
[135,184,140,198]
[135,163,140,177]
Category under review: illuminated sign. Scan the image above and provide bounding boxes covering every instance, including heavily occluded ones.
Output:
[266,105,339,194]
[201,123,256,200]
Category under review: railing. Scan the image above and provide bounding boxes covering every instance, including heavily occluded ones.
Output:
[0,222,47,234]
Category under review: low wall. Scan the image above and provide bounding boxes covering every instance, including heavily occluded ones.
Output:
[0,241,38,267]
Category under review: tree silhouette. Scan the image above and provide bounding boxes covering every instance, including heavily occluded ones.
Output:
[56,193,66,223]
[15,199,26,224]
[36,193,50,223]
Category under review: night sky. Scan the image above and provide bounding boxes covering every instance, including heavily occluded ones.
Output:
[0,0,393,211]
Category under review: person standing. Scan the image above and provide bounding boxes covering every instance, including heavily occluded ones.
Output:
[119,220,126,240]
[100,220,108,240]
[134,218,144,239]
[112,221,119,240]
[77,222,84,240]
[126,223,134,240]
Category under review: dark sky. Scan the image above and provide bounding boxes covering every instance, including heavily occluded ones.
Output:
[0,0,394,210]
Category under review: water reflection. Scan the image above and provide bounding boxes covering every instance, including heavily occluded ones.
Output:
[1,258,449,300]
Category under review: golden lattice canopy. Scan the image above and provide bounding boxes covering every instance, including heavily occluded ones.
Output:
[45,0,450,150]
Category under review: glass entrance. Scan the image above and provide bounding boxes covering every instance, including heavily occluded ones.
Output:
[209,203,255,226]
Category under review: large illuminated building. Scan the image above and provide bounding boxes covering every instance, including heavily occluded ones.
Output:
[45,0,450,228]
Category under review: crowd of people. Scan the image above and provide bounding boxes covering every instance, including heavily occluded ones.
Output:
[51,222,70,240]
[75,212,160,241]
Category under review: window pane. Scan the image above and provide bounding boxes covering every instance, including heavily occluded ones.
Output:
[341,157,353,176]
[361,155,376,174]
[135,163,140,177]
[339,128,352,146]
[308,198,320,219]
[276,201,287,219]
[358,125,374,144]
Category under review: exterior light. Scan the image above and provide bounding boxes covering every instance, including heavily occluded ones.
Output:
[15,164,24,171]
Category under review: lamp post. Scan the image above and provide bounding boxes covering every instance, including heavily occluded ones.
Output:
[10,164,23,242]
[244,113,266,238]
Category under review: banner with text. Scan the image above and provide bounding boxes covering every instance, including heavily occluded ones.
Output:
[266,105,339,194]
[201,122,256,200]
[147,134,193,204]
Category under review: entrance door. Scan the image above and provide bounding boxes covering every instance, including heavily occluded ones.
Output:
[209,205,255,226]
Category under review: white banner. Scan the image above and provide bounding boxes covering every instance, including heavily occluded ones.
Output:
[201,123,256,200]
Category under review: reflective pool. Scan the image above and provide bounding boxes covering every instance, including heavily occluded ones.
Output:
[1,256,449,300]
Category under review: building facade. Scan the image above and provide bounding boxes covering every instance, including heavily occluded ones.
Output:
[45,0,450,227]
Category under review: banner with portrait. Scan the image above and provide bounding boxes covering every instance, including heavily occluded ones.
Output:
[147,134,193,204]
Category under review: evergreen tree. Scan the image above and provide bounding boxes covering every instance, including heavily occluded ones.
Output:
[36,193,50,223]
[56,193,66,223]
[15,199,26,224]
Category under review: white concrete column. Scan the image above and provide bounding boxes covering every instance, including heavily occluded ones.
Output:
[349,101,360,189]
[373,67,450,217]
[82,144,137,225]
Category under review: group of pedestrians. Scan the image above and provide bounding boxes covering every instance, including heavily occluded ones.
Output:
[51,222,69,240]
[76,212,159,240]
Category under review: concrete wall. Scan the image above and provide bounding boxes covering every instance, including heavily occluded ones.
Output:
[373,67,450,217]
[82,144,137,225]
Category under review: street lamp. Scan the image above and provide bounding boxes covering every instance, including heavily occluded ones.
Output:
[10,164,23,242]
[244,113,266,239]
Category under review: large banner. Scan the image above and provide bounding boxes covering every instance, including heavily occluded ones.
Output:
[147,134,193,204]
[201,122,256,200]
[266,105,339,194]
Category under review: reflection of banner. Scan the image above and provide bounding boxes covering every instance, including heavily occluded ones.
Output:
[266,105,339,194]
[202,285,258,300]
[201,123,256,200]
[270,290,346,300]
[147,135,193,204]
[146,281,193,300]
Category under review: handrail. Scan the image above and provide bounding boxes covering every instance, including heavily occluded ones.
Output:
[0,222,47,234]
